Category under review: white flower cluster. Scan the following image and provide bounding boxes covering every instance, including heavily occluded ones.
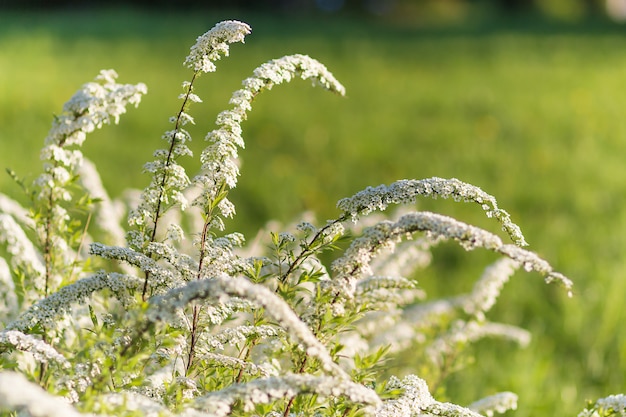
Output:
[198,233,247,278]
[38,69,145,204]
[204,298,254,326]
[148,276,348,378]
[337,178,527,246]
[426,320,530,367]
[399,258,520,329]
[376,374,493,417]
[331,211,572,301]
[90,243,178,290]
[193,54,346,228]
[355,275,421,310]
[184,20,252,73]
[0,330,70,369]
[145,241,199,283]
[127,151,191,242]
[399,259,518,328]
[44,69,146,148]
[0,213,45,293]
[467,392,519,416]
[0,194,32,227]
[6,271,142,332]
[204,324,283,351]
[77,158,126,246]
[375,375,435,416]
[0,372,84,417]
[369,237,433,278]
[193,374,380,416]
[358,258,522,357]
[91,391,174,417]
[578,394,626,417]
[0,258,18,320]
[459,257,519,318]
[200,352,272,378]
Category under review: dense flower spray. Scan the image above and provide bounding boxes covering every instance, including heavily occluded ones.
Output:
[0,19,595,417]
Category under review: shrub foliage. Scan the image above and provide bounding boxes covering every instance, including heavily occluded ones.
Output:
[0,19,616,417]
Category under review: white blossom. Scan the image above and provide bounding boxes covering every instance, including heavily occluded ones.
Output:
[204,298,254,326]
[0,213,45,292]
[427,320,531,367]
[204,324,283,351]
[92,391,174,417]
[193,373,380,416]
[77,158,126,246]
[90,243,179,289]
[376,375,484,417]
[459,258,520,318]
[369,238,434,278]
[45,69,146,147]
[0,194,32,228]
[0,257,18,320]
[0,330,70,369]
[0,372,85,417]
[193,54,345,231]
[578,394,626,417]
[467,392,518,416]
[148,275,348,378]
[356,275,422,309]
[200,352,271,377]
[337,178,527,246]
[331,211,572,301]
[6,271,142,332]
[184,20,252,73]
[375,375,435,416]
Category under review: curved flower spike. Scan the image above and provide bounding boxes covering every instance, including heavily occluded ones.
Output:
[337,177,527,246]
[193,54,345,226]
[331,211,572,301]
[6,271,142,332]
[376,375,484,417]
[184,20,252,73]
[467,392,519,416]
[0,330,70,369]
[0,372,85,417]
[193,374,381,416]
[148,275,348,379]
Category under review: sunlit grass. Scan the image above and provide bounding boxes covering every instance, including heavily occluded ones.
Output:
[2,9,626,416]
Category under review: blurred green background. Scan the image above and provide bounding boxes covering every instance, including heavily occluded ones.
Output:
[2,1,626,415]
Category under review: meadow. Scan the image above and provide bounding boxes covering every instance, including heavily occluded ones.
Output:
[1,9,626,416]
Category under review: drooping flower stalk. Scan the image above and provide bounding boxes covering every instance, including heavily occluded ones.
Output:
[330,211,572,303]
[337,177,528,246]
[148,275,348,380]
[36,70,146,296]
[184,53,346,375]
[0,372,85,417]
[8,71,146,386]
[126,21,251,300]
[192,373,381,416]
[192,54,346,234]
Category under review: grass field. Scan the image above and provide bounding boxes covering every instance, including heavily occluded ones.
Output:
[2,9,626,416]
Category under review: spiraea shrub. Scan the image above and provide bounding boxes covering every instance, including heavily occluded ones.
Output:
[0,19,619,417]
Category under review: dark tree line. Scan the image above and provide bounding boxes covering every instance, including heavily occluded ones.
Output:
[0,0,606,15]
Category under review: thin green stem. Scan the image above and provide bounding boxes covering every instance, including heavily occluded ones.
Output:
[283,356,309,417]
[279,215,347,284]
[186,209,214,375]
[142,71,199,301]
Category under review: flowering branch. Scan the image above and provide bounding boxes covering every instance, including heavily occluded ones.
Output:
[193,373,380,416]
[148,275,348,379]
[337,178,528,246]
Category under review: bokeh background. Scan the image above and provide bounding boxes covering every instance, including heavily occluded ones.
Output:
[1,0,626,415]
